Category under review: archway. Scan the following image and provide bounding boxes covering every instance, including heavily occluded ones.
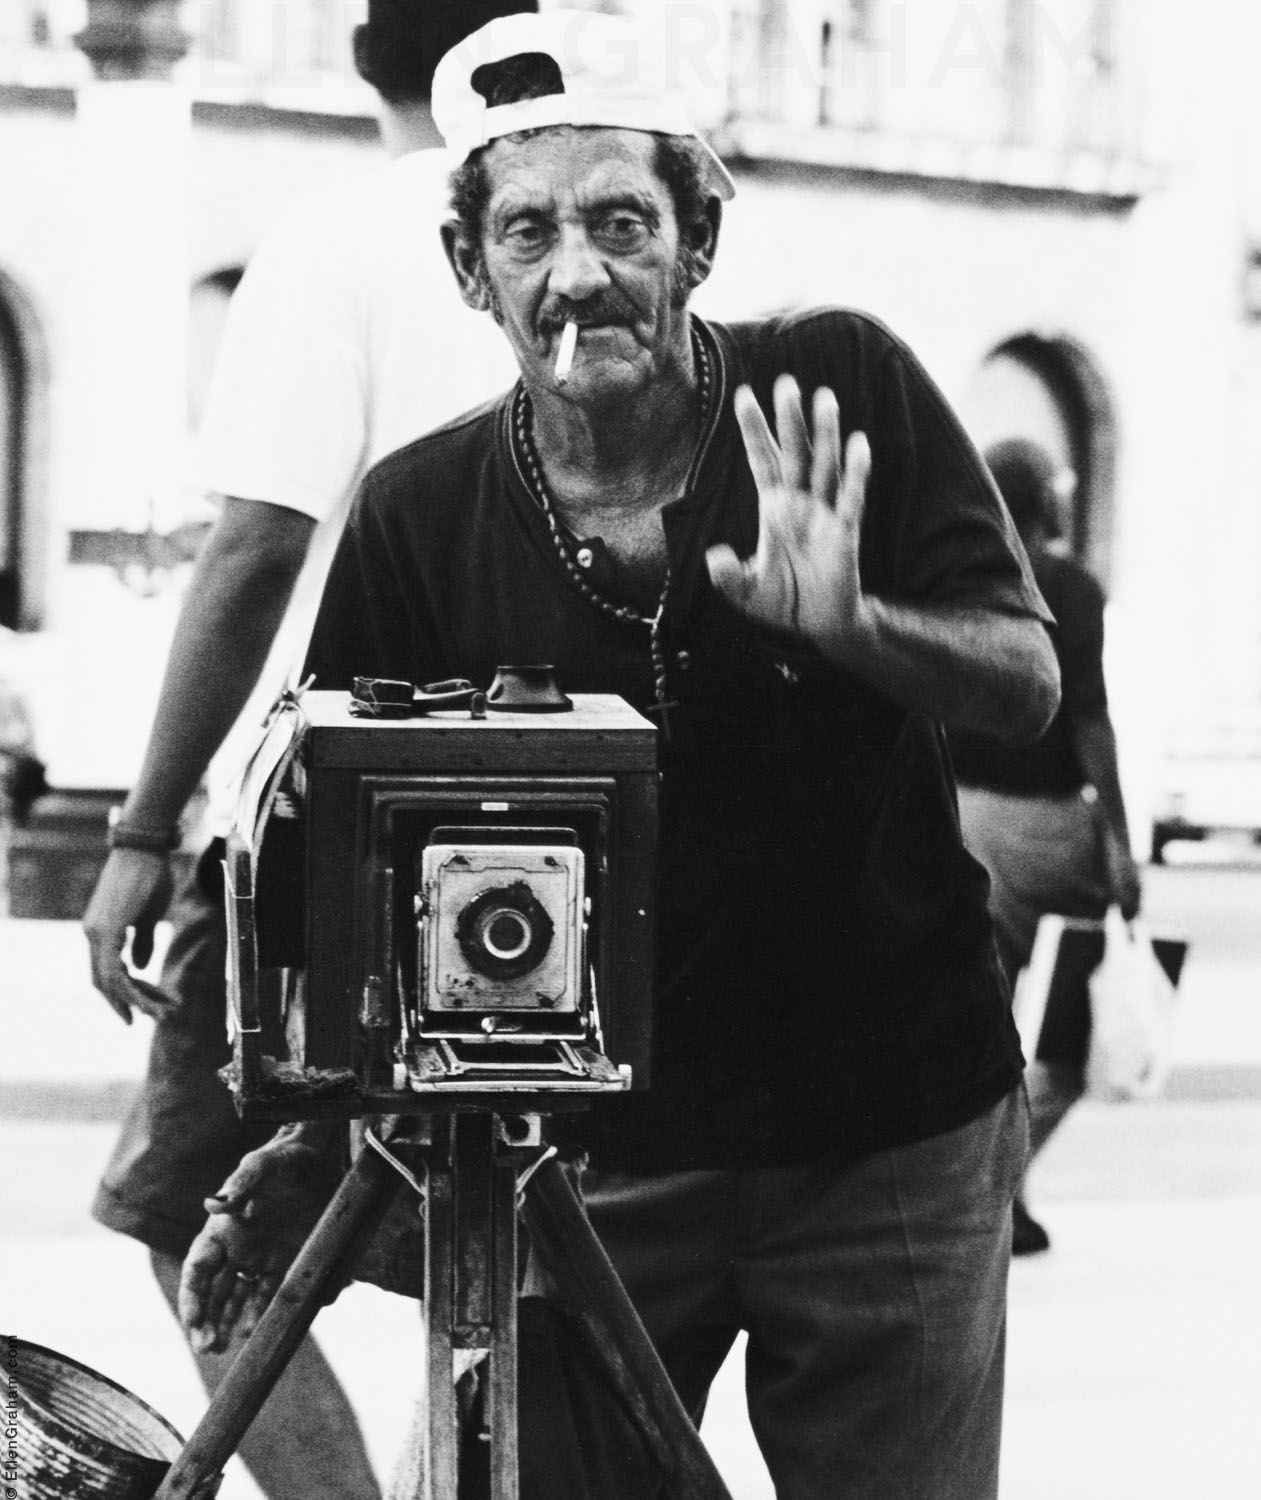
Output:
[963,332,1119,589]
[0,269,50,631]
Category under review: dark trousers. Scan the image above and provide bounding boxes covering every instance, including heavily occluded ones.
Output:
[528,1089,1028,1500]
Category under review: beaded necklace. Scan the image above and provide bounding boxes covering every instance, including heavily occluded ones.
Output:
[511,328,714,739]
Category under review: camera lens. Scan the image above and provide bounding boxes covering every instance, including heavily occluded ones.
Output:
[482,909,532,962]
[456,881,555,979]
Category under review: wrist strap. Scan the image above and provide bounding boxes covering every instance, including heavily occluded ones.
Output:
[108,820,179,853]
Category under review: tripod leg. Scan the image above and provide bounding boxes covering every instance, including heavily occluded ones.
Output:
[153,1145,403,1500]
[419,1114,520,1500]
[422,1149,458,1498]
[485,1145,519,1498]
[519,1160,733,1500]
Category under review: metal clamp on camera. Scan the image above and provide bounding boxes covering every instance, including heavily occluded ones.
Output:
[349,675,488,718]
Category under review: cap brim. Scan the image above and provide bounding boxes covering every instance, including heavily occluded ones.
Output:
[699,138,736,202]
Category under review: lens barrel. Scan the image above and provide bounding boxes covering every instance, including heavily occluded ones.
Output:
[455,881,555,979]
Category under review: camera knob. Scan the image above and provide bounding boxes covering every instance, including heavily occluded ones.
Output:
[485,665,572,713]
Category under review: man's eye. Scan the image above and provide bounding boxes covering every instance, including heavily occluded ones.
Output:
[594,215,650,251]
[503,221,551,252]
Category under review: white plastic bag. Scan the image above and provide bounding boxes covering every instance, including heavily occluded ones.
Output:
[1085,906,1178,1102]
[1012,914,1066,1064]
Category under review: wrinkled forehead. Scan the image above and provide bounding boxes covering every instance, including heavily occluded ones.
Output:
[481,125,669,211]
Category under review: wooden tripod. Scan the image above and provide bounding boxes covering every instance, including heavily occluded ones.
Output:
[150,1111,733,1500]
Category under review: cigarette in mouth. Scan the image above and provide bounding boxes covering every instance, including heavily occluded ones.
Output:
[554,320,578,384]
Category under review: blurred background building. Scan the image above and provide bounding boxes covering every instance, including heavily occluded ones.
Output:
[1,0,1259,909]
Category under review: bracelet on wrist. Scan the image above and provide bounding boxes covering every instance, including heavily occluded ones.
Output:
[108,820,180,853]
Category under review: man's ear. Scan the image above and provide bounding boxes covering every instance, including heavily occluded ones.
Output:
[684,198,723,290]
[441,221,491,312]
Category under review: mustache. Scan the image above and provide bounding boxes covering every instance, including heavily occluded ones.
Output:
[540,296,637,334]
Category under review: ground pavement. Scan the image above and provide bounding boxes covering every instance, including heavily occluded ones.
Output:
[2,860,1259,1498]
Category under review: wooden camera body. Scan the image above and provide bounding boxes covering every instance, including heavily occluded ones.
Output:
[225,689,658,1123]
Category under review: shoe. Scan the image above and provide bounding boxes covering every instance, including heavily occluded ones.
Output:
[1012,1199,1051,1256]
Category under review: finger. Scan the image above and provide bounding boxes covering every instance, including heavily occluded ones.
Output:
[810,387,842,506]
[214,1275,258,1348]
[222,1262,284,1348]
[203,1173,259,1219]
[190,1303,237,1356]
[127,978,178,1021]
[733,385,783,494]
[178,1233,223,1332]
[236,1278,279,1341]
[188,1324,222,1356]
[773,375,811,493]
[214,1144,276,1203]
[130,922,156,970]
[705,544,758,610]
[202,1261,247,1345]
[97,964,174,1025]
[178,1267,206,1335]
[190,1226,253,1338]
[838,431,872,523]
[97,979,133,1026]
[203,1187,253,1218]
[85,934,133,1024]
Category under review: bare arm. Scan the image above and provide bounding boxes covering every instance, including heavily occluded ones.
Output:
[83,498,316,1022]
[117,498,317,831]
[706,378,1060,742]
[836,598,1059,742]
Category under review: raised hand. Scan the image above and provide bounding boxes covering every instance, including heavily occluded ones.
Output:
[82,849,177,1024]
[705,375,874,661]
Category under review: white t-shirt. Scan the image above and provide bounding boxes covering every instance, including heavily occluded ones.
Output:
[195,148,519,810]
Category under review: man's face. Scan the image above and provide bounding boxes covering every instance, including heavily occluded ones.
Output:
[473,126,694,405]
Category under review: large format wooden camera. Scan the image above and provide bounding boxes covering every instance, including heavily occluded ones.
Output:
[225,684,658,1123]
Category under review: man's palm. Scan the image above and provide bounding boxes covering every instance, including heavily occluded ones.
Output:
[706,376,873,656]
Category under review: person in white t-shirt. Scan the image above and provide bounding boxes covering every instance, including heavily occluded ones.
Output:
[83,7,535,1498]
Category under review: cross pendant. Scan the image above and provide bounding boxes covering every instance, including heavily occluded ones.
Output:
[647,698,680,742]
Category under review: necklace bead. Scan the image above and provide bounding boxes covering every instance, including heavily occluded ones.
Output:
[511,327,714,739]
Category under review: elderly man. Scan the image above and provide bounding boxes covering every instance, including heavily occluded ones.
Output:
[183,11,1060,1498]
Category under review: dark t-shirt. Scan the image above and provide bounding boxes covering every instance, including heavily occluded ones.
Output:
[307,309,1051,1172]
[951,549,1107,795]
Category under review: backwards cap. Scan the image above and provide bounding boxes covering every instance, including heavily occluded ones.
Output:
[431,8,735,201]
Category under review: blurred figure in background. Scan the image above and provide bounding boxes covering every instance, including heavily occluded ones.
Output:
[82,4,533,1496]
[951,438,1143,1256]
[1,631,47,911]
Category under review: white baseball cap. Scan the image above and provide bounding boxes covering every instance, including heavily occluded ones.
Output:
[431,8,736,201]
